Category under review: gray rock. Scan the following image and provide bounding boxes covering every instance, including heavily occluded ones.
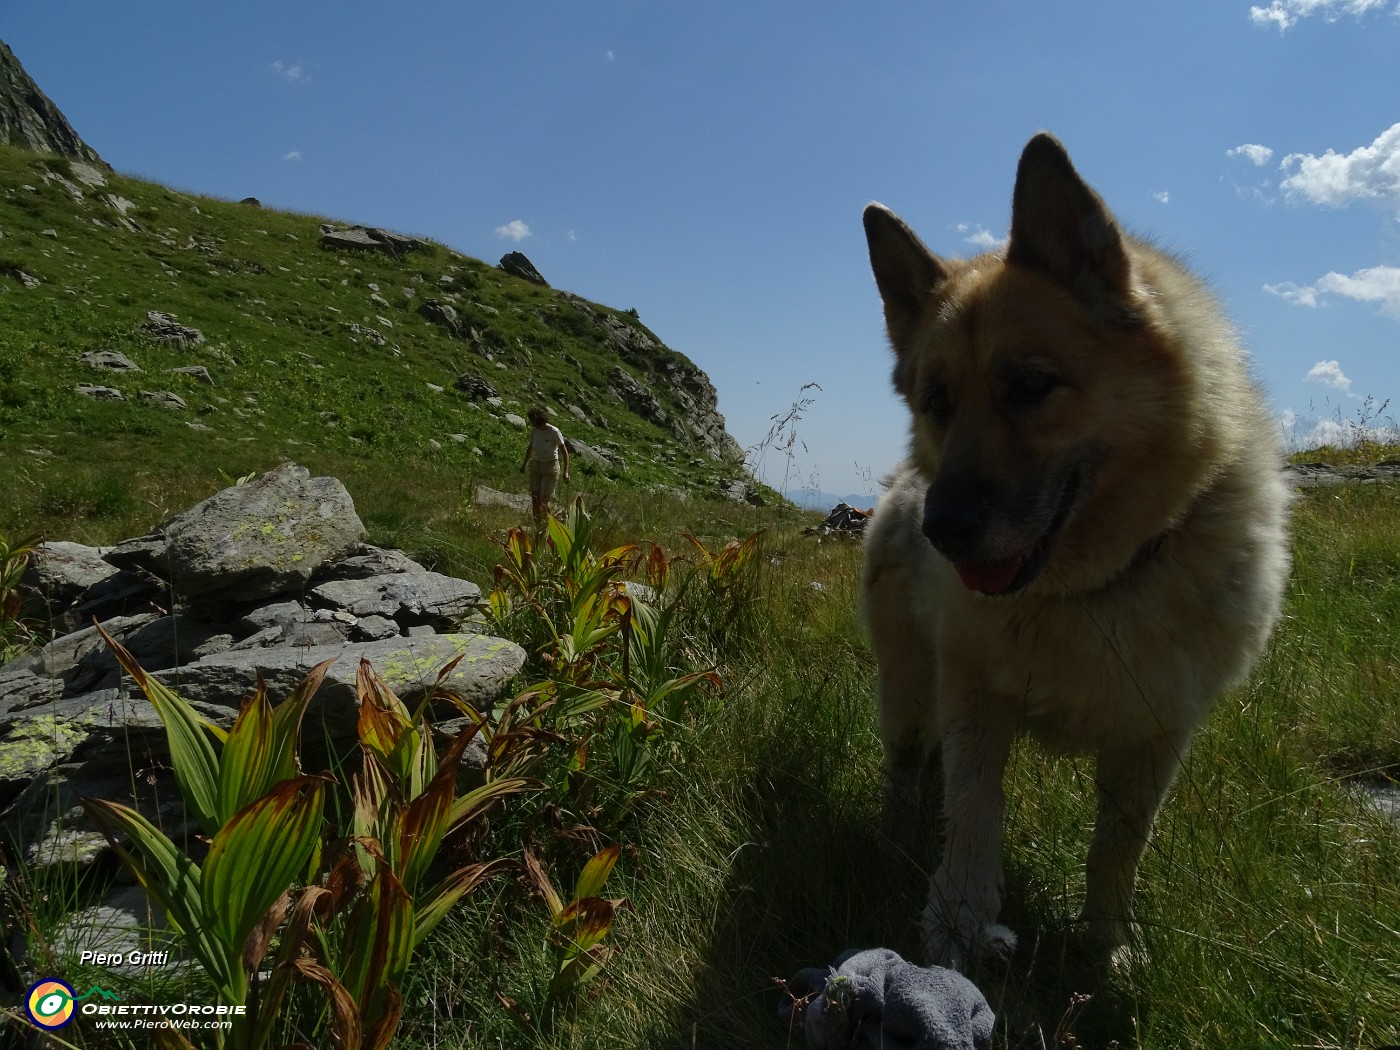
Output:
[75,384,124,401]
[311,571,483,625]
[142,311,205,348]
[2,613,159,680]
[321,226,423,256]
[454,373,498,401]
[353,615,401,641]
[418,298,460,331]
[504,413,527,428]
[0,669,63,713]
[321,544,426,579]
[167,364,214,385]
[156,463,366,601]
[76,613,235,678]
[21,541,118,609]
[498,251,548,286]
[228,625,284,650]
[82,349,141,372]
[139,390,187,410]
[151,633,525,727]
[47,886,181,975]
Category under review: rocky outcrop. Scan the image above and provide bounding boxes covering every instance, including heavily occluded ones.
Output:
[0,465,524,884]
[499,251,548,286]
[0,39,105,164]
[320,224,424,257]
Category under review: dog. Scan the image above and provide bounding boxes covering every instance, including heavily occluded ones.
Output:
[860,133,1291,969]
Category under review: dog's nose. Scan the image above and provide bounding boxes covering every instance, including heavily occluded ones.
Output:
[921,482,990,559]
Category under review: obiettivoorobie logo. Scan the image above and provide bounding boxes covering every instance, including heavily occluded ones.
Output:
[25,979,121,1029]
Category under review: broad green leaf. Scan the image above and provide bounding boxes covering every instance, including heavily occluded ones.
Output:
[201,776,326,964]
[573,844,621,903]
[97,624,221,836]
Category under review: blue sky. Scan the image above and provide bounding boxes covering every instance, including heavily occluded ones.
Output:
[7,1,1399,497]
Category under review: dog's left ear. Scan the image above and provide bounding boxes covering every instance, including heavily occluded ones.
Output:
[1006,133,1139,324]
[863,203,951,352]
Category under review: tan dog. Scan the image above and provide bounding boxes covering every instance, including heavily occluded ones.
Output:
[861,133,1291,968]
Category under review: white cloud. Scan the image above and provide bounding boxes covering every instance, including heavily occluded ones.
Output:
[568,230,577,242]
[1153,191,1170,204]
[271,60,309,84]
[282,150,302,162]
[605,50,616,61]
[1306,359,1354,394]
[1249,0,1394,31]
[1227,143,1275,167]
[956,223,1008,251]
[494,219,532,242]
[1267,266,1400,317]
[1279,123,1400,208]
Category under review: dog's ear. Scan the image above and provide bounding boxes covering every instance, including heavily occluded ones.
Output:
[1006,134,1139,324]
[864,203,950,356]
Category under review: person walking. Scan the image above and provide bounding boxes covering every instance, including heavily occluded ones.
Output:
[520,406,570,526]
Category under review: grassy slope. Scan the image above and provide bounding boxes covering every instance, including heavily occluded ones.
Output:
[3,144,1399,1048]
[0,144,772,566]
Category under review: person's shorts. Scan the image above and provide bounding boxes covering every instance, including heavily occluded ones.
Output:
[528,461,560,501]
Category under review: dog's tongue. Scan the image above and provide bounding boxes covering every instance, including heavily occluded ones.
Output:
[954,552,1027,594]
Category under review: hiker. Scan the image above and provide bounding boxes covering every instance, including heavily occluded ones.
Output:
[520,407,570,525]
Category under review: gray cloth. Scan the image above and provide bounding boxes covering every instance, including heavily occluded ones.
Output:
[780,948,994,1050]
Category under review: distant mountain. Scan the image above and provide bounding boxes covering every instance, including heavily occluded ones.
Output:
[0,39,104,164]
[787,490,879,513]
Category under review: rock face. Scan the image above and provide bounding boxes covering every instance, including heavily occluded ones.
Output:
[0,465,525,887]
[0,40,105,164]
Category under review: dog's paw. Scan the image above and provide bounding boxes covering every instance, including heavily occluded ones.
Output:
[920,906,1018,971]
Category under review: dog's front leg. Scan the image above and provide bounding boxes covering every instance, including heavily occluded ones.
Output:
[1083,734,1185,955]
[922,695,1018,970]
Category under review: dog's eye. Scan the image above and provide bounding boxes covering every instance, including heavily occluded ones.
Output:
[1005,371,1061,407]
[921,380,952,423]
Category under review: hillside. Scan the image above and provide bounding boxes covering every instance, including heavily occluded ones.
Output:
[0,143,764,546]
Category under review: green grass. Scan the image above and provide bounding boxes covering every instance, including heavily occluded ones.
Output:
[393,482,1400,1049]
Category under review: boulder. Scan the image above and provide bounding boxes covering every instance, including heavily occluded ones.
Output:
[153,463,366,602]
[21,541,118,609]
[142,311,205,349]
[454,373,498,401]
[151,633,524,727]
[81,349,141,373]
[75,384,124,401]
[498,251,548,286]
[310,571,483,627]
[321,225,423,257]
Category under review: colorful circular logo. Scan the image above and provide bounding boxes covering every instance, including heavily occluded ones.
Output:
[25,978,77,1029]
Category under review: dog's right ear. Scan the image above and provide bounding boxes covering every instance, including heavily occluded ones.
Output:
[864,203,950,356]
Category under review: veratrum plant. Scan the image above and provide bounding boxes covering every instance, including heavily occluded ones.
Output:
[81,625,329,1048]
[299,659,522,1050]
[82,631,523,1050]
[504,844,626,1035]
